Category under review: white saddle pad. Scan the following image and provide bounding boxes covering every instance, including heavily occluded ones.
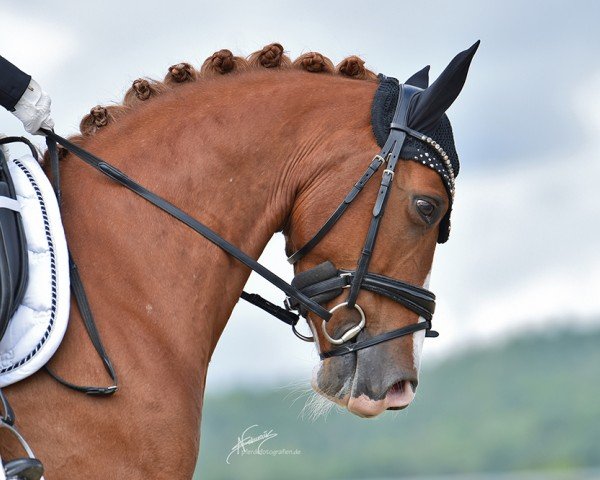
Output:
[0,154,70,387]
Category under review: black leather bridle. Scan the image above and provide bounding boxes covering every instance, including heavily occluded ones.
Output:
[36,81,446,393]
[284,84,440,359]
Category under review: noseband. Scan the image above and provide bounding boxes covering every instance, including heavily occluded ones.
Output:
[285,84,443,359]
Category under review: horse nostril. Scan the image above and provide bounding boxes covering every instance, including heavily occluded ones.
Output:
[410,379,418,393]
[384,379,416,410]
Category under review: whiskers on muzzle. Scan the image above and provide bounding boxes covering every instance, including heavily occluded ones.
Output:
[300,392,337,421]
[280,380,339,421]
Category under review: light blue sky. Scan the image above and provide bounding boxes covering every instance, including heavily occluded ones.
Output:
[1,1,599,391]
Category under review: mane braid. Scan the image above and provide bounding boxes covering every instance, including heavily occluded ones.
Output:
[164,63,197,84]
[124,78,167,106]
[336,56,377,81]
[79,105,129,136]
[200,49,248,77]
[293,52,335,74]
[247,43,291,69]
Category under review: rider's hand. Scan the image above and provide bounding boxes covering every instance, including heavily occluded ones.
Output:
[11,79,54,135]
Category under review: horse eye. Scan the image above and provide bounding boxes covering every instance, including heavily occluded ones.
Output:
[415,198,436,222]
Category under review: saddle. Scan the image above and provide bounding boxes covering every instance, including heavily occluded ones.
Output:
[0,147,28,341]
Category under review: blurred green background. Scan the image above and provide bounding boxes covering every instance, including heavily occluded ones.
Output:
[196,328,600,479]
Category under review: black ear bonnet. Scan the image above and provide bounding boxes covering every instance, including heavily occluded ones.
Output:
[370,41,479,243]
[371,76,458,243]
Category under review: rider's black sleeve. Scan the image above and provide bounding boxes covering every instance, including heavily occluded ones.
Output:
[0,56,31,112]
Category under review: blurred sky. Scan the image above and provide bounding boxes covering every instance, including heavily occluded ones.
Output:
[1,0,599,391]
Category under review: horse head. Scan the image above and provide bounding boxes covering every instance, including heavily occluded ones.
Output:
[285,42,479,417]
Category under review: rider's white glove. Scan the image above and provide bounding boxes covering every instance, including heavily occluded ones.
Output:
[11,79,54,134]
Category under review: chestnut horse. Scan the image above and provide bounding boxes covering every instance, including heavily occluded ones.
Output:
[1,44,474,478]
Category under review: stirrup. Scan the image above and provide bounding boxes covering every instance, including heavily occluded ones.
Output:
[0,389,44,480]
[4,458,43,480]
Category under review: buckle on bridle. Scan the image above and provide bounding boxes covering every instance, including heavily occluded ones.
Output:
[383,168,395,179]
[340,271,352,288]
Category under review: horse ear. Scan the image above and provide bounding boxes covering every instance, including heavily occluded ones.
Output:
[409,40,480,133]
[405,65,430,89]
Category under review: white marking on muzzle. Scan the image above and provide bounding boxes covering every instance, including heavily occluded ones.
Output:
[412,270,431,371]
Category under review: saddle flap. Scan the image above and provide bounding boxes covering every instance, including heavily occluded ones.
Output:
[0,155,28,338]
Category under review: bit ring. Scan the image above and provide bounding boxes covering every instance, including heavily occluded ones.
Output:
[321,302,366,345]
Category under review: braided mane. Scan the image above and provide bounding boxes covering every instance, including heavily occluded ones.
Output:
[60,44,377,156]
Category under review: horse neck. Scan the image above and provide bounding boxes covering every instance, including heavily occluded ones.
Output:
[59,72,374,377]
